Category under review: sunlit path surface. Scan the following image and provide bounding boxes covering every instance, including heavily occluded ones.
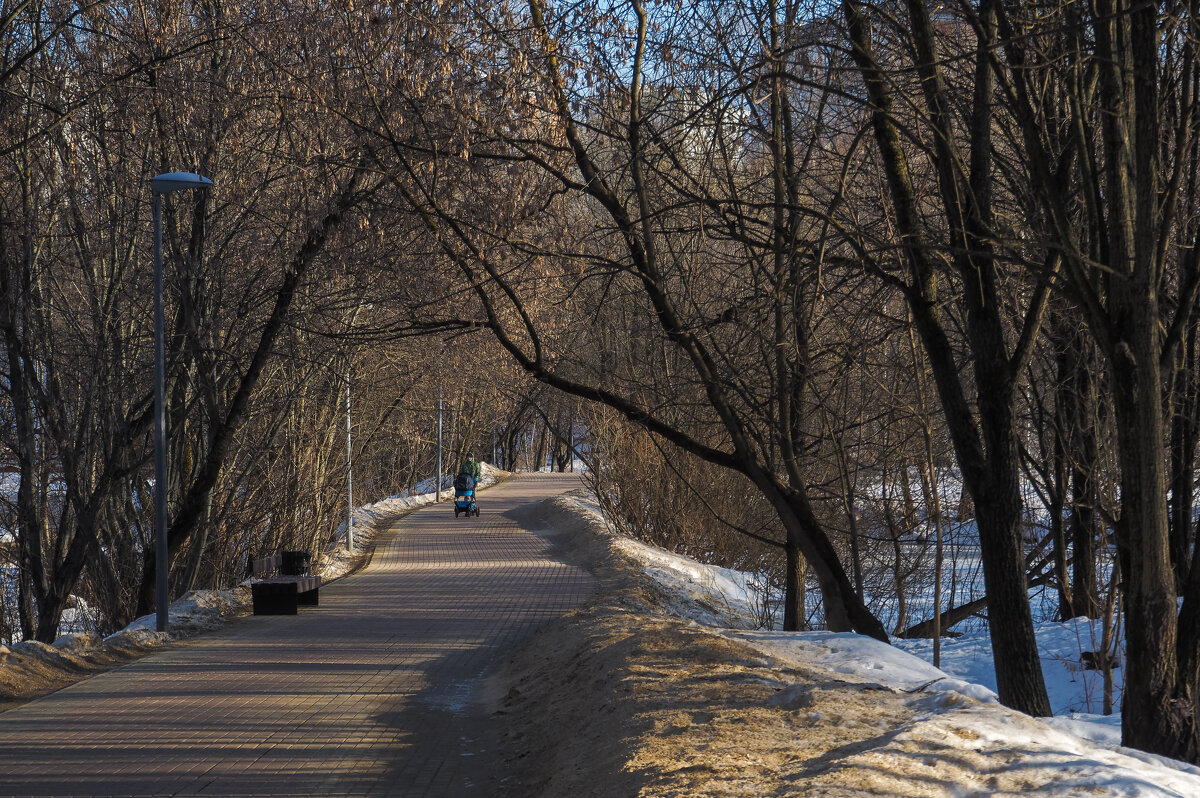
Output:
[0,474,593,797]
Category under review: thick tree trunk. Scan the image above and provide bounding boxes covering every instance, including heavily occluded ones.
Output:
[972,339,1052,716]
[789,511,886,640]
[16,565,34,642]
[842,0,1050,716]
[755,473,887,641]
[1049,320,1077,619]
[904,289,1051,715]
[1069,461,1100,619]
[177,497,213,595]
[1175,520,1200,759]
[2,271,43,643]
[1089,0,1200,756]
[1111,327,1197,759]
[33,581,71,644]
[1050,497,1072,621]
[974,498,1051,715]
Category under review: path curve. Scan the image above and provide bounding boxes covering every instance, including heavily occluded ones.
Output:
[0,473,593,797]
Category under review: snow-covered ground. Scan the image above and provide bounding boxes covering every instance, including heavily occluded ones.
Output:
[896,616,1122,723]
[548,492,1200,797]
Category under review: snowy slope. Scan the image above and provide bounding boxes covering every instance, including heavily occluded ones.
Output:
[553,492,1200,797]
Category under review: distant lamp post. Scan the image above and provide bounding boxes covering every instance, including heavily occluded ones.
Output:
[345,367,354,554]
[436,389,443,502]
[151,171,213,633]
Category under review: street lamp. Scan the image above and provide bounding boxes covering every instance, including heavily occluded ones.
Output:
[345,366,354,554]
[151,171,213,633]
[436,389,443,502]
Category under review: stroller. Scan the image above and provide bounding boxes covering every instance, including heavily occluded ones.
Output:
[453,472,480,518]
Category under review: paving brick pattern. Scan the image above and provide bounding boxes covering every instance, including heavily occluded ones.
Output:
[0,474,594,797]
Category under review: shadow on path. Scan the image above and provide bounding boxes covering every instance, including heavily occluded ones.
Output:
[0,474,594,797]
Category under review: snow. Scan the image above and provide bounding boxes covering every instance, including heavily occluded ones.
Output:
[0,465,512,703]
[0,464,516,716]
[118,588,245,640]
[726,629,1001,705]
[895,615,1124,716]
[551,491,1200,797]
[612,535,765,628]
[332,463,502,543]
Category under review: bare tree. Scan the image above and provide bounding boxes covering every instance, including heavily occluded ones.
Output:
[352,0,903,636]
[840,0,1054,715]
[983,0,1200,759]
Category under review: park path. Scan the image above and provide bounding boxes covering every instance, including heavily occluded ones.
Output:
[0,473,594,797]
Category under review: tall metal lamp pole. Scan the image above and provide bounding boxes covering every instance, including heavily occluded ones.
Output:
[151,171,213,634]
[345,367,354,553]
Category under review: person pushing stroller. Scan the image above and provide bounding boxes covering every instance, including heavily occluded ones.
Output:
[453,454,481,517]
[459,453,481,483]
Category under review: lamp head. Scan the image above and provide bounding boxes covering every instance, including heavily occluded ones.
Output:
[151,171,214,194]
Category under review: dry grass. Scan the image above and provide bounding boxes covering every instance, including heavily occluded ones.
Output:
[492,494,1127,798]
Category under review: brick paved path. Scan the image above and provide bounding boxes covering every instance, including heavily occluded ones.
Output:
[0,474,594,797]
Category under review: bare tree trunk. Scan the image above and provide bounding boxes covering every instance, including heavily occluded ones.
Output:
[1111,322,1196,757]
[842,0,1052,716]
[176,497,212,596]
[1049,374,1072,620]
[784,538,804,631]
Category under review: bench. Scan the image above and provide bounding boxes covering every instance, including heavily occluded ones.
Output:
[250,552,321,615]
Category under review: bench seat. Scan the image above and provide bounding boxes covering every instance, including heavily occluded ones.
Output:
[251,575,321,615]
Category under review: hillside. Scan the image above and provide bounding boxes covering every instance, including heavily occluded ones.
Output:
[492,492,1200,798]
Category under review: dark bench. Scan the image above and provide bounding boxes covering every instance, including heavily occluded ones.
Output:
[250,552,321,615]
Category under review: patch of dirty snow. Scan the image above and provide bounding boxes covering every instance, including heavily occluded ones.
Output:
[529,491,1200,798]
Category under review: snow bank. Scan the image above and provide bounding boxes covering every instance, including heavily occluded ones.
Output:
[552,490,1200,795]
[118,588,246,639]
[611,536,765,629]
[333,463,502,538]
[726,629,1000,704]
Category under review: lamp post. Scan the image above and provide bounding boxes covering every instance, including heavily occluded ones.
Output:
[435,389,443,502]
[345,367,354,553]
[151,171,213,633]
